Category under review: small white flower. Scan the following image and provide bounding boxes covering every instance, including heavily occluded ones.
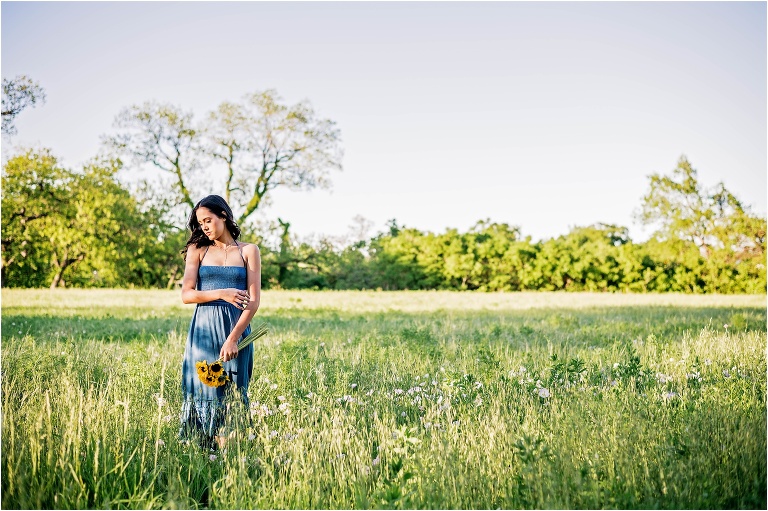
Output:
[270,383,278,390]
[401,412,406,417]
[248,433,256,441]
[306,392,314,399]
[705,359,712,366]
[269,430,278,439]
[277,395,286,402]
[350,383,357,389]
[662,391,678,400]
[723,369,731,378]
[723,324,729,330]
[538,387,551,398]
[156,439,165,447]
[394,388,403,395]
[372,456,380,466]
[366,389,374,396]
[613,363,620,369]
[320,342,325,347]
[209,454,217,461]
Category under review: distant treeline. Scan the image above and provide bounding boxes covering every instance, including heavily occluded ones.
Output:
[2,150,765,293]
[266,220,765,294]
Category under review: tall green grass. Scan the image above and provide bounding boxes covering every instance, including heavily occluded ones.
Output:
[2,290,766,509]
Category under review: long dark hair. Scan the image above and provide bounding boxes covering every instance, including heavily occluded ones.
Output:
[182,195,241,260]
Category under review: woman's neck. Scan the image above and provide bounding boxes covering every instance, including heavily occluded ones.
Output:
[212,233,236,249]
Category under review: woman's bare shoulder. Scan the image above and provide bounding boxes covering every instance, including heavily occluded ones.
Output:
[239,241,261,254]
[186,244,206,261]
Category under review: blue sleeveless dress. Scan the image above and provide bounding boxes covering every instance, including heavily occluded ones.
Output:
[179,249,254,442]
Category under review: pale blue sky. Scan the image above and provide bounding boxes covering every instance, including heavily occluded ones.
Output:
[2,1,766,243]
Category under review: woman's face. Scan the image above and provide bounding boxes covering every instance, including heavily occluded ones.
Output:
[196,207,228,241]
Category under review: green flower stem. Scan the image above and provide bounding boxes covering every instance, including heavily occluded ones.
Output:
[213,322,269,364]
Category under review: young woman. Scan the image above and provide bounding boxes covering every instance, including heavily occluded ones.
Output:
[178,195,261,449]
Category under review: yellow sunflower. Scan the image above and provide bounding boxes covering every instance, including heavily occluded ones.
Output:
[196,361,209,379]
[208,362,224,378]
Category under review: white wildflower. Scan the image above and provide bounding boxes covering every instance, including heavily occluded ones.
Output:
[538,387,551,398]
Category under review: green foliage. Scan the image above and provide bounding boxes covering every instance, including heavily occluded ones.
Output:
[2,149,179,289]
[3,151,765,293]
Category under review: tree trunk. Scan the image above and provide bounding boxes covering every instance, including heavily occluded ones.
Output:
[277,218,291,286]
[50,249,84,289]
[166,264,180,289]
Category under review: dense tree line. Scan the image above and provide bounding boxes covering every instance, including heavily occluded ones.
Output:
[3,149,763,293]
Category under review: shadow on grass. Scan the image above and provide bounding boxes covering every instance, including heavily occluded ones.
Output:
[2,305,765,346]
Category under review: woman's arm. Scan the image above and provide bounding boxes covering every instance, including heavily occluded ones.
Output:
[219,244,262,362]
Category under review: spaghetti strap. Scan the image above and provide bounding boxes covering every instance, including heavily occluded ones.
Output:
[200,245,211,264]
[235,241,246,266]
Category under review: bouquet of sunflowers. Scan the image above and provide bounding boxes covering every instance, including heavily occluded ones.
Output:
[196,322,268,388]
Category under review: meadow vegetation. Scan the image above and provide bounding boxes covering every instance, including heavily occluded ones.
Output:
[2,290,766,509]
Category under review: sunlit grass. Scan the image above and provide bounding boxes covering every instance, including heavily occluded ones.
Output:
[2,290,765,509]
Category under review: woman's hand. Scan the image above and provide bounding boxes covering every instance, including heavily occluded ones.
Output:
[220,338,239,362]
[219,288,250,310]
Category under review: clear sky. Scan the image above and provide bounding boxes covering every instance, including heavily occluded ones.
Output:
[2,1,766,243]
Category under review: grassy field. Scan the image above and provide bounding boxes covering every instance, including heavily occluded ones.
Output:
[2,289,766,509]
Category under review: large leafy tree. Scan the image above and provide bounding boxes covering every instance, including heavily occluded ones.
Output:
[108,90,343,227]
[638,156,751,256]
[213,90,343,225]
[106,101,201,210]
[2,75,46,136]
[1,149,67,286]
[2,149,172,288]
